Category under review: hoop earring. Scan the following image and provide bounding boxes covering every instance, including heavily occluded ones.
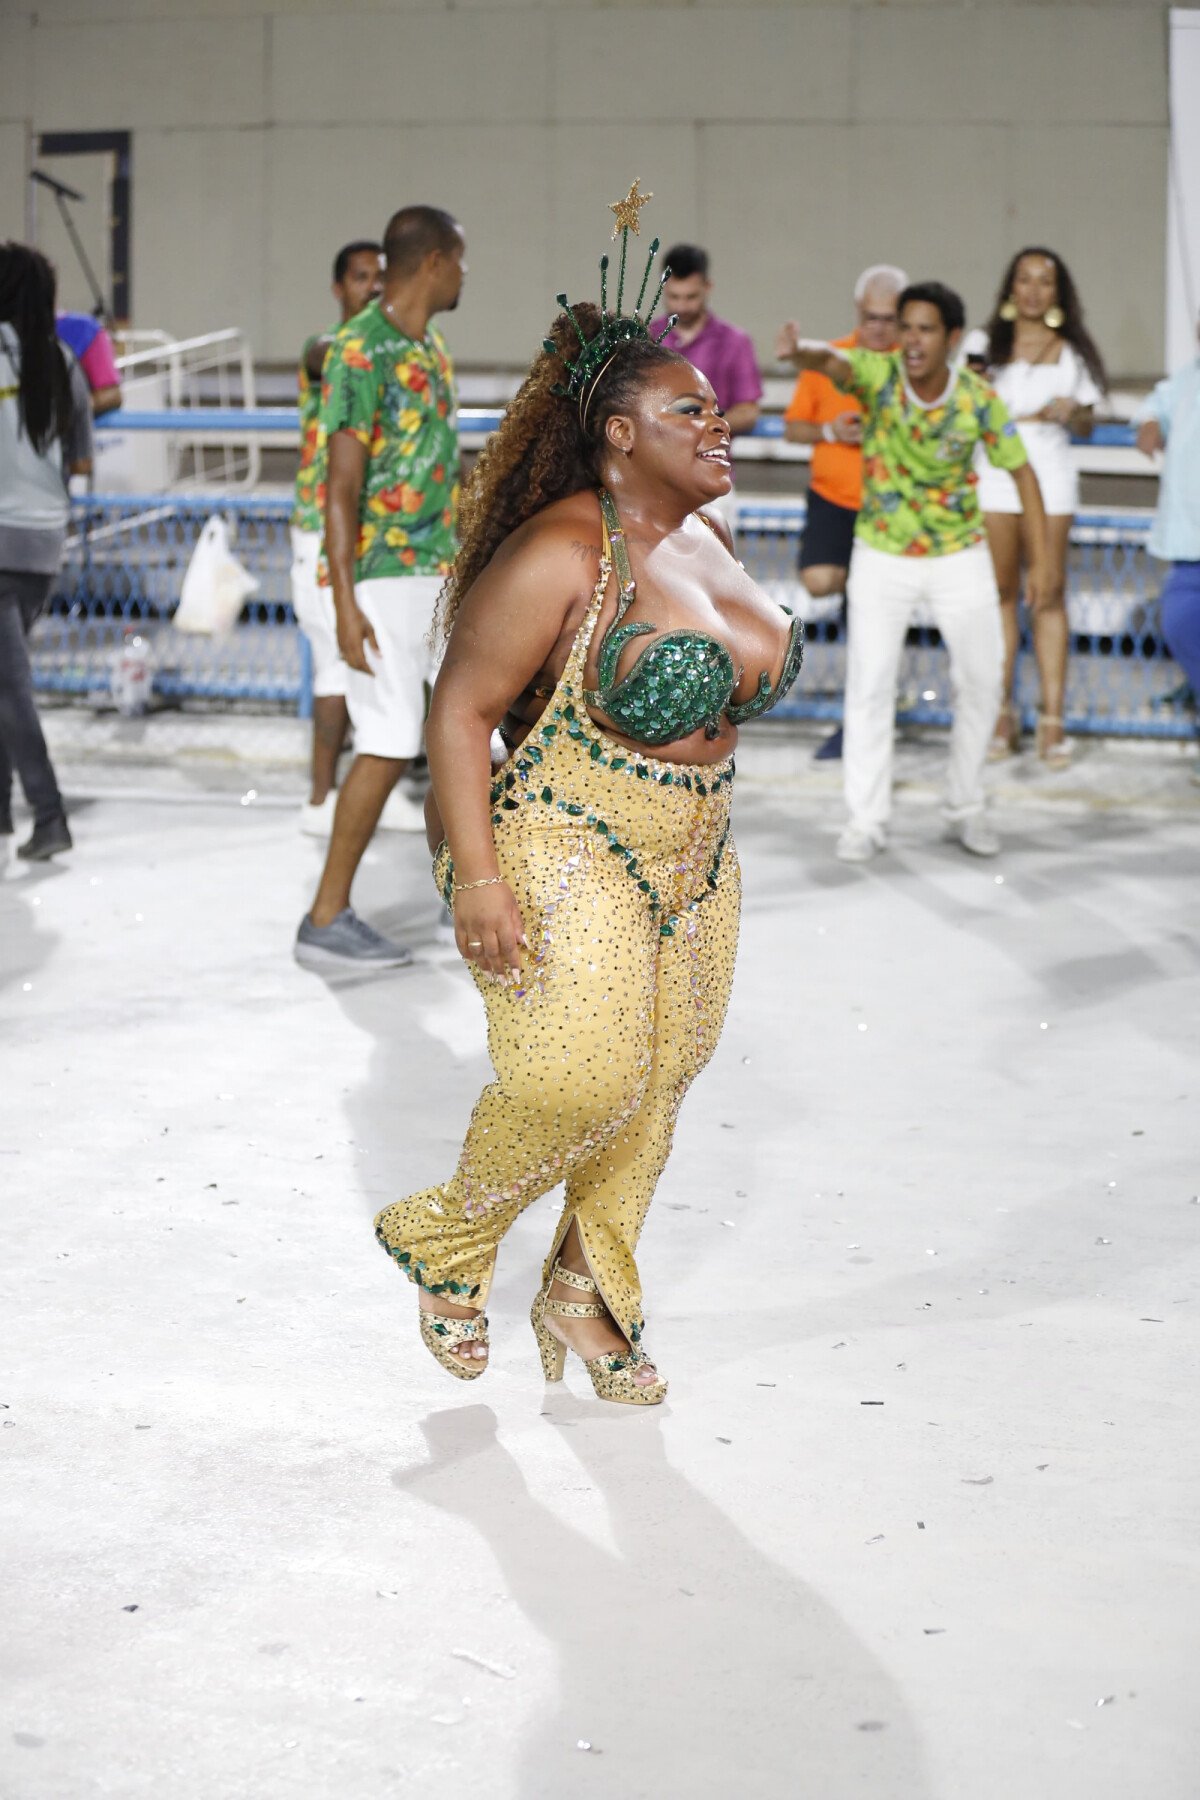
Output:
[1043,306,1064,331]
[998,298,1018,323]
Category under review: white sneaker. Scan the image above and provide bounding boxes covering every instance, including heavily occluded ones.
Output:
[835,824,885,863]
[949,814,1000,857]
[299,793,337,837]
[379,787,427,833]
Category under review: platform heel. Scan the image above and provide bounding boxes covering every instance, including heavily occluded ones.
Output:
[531,1261,668,1407]
[419,1309,490,1381]
[987,701,1020,761]
[1036,712,1073,768]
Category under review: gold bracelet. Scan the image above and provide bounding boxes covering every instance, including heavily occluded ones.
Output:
[453,875,505,893]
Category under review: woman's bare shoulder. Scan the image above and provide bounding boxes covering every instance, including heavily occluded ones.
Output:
[695,504,735,556]
[486,491,605,583]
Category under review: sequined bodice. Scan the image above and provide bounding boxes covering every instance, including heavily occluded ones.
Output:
[440,526,738,940]
[583,489,804,746]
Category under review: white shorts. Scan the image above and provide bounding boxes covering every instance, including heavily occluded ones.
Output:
[346,574,443,760]
[289,526,346,699]
[976,426,1078,517]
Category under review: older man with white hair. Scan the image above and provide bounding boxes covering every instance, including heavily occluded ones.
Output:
[784,263,907,758]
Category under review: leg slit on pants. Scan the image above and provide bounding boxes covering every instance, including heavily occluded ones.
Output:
[374,829,741,1353]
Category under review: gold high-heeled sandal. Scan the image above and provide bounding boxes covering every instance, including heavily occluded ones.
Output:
[419,1307,489,1381]
[987,701,1020,762]
[531,1261,667,1407]
[1035,712,1073,768]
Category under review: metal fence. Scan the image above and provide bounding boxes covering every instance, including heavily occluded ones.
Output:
[36,495,304,711]
[31,491,1193,741]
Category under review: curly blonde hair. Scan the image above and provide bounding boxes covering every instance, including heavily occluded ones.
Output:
[438,302,685,638]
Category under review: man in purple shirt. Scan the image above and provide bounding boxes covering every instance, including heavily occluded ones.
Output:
[655,244,761,435]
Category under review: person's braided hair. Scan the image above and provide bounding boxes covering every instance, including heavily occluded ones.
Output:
[438,302,686,638]
[0,242,73,455]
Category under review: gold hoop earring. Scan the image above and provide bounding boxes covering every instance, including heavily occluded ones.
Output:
[1043,305,1064,331]
[998,298,1018,323]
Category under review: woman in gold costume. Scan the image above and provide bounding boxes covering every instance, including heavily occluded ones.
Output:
[374,189,803,1404]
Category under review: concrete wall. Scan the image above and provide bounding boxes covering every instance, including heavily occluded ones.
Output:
[1,1,1171,378]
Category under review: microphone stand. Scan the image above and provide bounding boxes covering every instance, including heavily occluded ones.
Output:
[29,168,115,333]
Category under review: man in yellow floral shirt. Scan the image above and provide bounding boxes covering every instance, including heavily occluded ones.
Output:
[296,205,466,969]
[778,281,1047,863]
[291,238,381,836]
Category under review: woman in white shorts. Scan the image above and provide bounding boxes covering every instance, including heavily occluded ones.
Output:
[965,248,1106,766]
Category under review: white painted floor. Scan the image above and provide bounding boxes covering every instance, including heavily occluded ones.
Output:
[3,726,1198,1800]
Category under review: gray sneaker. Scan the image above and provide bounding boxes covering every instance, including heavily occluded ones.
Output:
[294,907,413,969]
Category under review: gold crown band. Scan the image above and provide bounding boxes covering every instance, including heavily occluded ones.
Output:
[579,348,625,430]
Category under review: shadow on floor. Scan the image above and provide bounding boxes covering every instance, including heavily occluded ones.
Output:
[393,1401,932,1800]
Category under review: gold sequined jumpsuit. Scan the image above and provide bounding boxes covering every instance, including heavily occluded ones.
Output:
[373,529,740,1355]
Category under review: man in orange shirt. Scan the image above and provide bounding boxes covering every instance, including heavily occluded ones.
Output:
[784,264,906,757]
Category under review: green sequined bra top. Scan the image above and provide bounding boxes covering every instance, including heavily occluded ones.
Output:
[584,489,804,747]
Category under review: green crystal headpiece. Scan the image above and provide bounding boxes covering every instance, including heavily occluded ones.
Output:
[544,179,677,421]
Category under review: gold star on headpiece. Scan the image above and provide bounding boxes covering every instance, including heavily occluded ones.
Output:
[609,178,653,239]
[547,179,676,413]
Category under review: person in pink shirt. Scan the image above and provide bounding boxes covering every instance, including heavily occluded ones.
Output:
[654,244,761,436]
[55,312,122,417]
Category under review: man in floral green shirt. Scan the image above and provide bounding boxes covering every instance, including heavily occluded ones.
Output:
[290,238,381,836]
[778,281,1047,862]
[296,205,466,969]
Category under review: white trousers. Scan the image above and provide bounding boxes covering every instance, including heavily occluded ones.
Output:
[843,541,1003,832]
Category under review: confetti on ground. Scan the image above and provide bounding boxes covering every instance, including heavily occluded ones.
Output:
[451,1650,516,1680]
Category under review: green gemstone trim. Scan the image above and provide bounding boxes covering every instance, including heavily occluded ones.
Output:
[374,1226,481,1300]
[583,490,737,747]
[727,609,805,724]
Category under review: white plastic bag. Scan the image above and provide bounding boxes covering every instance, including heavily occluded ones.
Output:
[173,515,260,635]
